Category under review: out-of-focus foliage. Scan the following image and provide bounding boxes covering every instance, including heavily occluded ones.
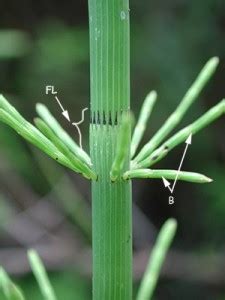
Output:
[0,30,30,59]
[18,272,91,300]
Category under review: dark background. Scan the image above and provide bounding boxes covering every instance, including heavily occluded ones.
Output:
[0,0,225,299]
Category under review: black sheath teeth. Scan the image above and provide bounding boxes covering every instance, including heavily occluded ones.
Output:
[92,112,96,124]
[90,110,120,126]
[108,111,112,125]
[103,111,106,124]
[114,112,118,125]
[97,111,100,124]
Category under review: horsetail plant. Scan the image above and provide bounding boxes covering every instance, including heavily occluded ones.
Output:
[0,0,225,299]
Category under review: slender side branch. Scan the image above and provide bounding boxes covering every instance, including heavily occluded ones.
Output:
[35,118,97,180]
[133,57,219,164]
[123,169,212,183]
[0,267,25,300]
[0,108,77,172]
[0,94,28,123]
[0,96,96,179]
[135,99,225,169]
[28,250,57,300]
[110,113,132,181]
[136,219,177,300]
[131,91,157,158]
[36,103,92,166]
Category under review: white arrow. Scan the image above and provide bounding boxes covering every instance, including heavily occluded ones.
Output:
[162,133,192,194]
[185,133,192,145]
[162,177,173,193]
[55,96,70,122]
[72,108,88,149]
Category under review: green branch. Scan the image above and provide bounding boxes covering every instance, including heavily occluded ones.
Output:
[34,118,97,180]
[0,96,95,180]
[135,99,225,169]
[110,112,132,181]
[136,219,177,300]
[0,267,25,300]
[36,103,92,166]
[28,250,57,300]
[133,57,219,164]
[131,91,157,158]
[0,108,72,171]
[124,168,212,183]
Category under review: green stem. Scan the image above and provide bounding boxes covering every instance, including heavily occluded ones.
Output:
[89,0,132,299]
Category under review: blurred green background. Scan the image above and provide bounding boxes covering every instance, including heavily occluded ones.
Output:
[0,0,224,299]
